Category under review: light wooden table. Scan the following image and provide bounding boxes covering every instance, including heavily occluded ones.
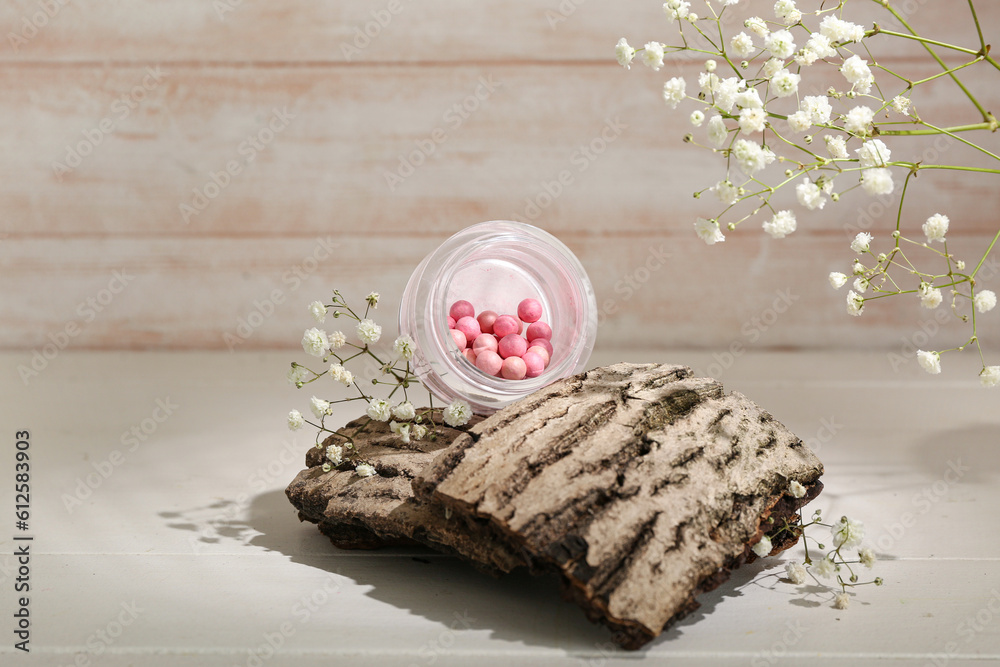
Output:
[1,349,998,666]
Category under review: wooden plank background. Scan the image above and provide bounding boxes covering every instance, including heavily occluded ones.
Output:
[2,0,999,354]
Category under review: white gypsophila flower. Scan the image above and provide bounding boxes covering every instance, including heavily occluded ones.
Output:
[735,88,763,109]
[389,420,411,443]
[690,109,705,127]
[705,59,717,72]
[771,69,800,97]
[329,363,354,386]
[892,95,911,115]
[774,0,801,25]
[663,77,687,109]
[730,32,755,58]
[859,547,877,568]
[739,107,767,133]
[615,37,635,69]
[366,291,380,308]
[732,139,775,176]
[801,95,833,124]
[822,178,836,194]
[392,401,416,421]
[981,366,1000,388]
[393,334,416,360]
[922,213,949,243]
[975,290,997,313]
[695,218,726,245]
[857,139,891,168]
[287,364,310,386]
[329,330,347,349]
[308,300,328,323]
[825,135,849,159]
[785,561,807,584]
[844,106,874,136]
[812,556,836,579]
[762,57,785,79]
[356,318,382,345]
[707,114,728,147]
[711,180,739,205]
[752,535,773,558]
[862,168,894,196]
[287,409,305,431]
[366,398,392,422]
[847,290,865,316]
[412,423,428,440]
[765,29,796,59]
[794,48,818,67]
[820,15,865,43]
[699,71,720,94]
[796,178,826,211]
[854,277,869,294]
[443,399,473,427]
[714,77,746,113]
[841,55,874,94]
[832,516,865,548]
[834,593,851,610]
[301,327,330,358]
[745,16,769,39]
[851,232,872,254]
[789,480,806,498]
[829,272,848,289]
[806,32,837,59]
[917,350,942,374]
[716,0,740,6]
[310,396,332,419]
[852,261,865,275]
[787,110,811,133]
[355,463,377,478]
[663,0,691,23]
[641,41,665,70]
[763,210,797,239]
[325,444,343,466]
[687,12,699,21]
[919,283,943,309]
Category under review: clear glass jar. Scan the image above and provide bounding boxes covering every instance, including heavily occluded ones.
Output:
[399,221,598,414]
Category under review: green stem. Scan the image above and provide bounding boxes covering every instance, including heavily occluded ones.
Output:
[878,122,994,135]
[909,56,984,86]
[972,227,1000,278]
[873,29,981,56]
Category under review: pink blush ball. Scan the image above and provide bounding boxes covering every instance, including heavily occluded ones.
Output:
[475,350,503,376]
[449,300,475,321]
[450,329,467,350]
[462,348,477,365]
[447,316,456,329]
[477,310,498,335]
[530,338,553,357]
[455,316,481,341]
[492,315,520,338]
[526,345,550,366]
[472,334,498,355]
[526,321,552,342]
[501,356,527,380]
[498,334,528,359]
[522,351,546,377]
[517,298,543,323]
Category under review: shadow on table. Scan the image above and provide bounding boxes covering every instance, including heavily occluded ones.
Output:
[187,489,764,654]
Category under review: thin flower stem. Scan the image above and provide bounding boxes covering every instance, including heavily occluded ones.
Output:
[972,227,1000,278]
[909,56,984,87]
[877,122,995,135]
[873,29,981,56]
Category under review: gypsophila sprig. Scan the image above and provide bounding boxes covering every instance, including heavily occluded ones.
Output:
[617,0,1000,385]
[285,289,476,469]
[752,481,883,610]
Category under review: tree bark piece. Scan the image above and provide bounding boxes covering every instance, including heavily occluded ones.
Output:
[411,363,823,649]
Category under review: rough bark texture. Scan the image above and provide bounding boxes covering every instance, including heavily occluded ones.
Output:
[286,363,824,650]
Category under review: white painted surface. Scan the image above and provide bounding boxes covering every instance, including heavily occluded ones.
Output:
[1,349,998,665]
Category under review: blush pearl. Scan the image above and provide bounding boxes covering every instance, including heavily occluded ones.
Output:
[449,300,475,321]
[522,351,546,377]
[529,338,553,357]
[501,356,527,380]
[517,298,543,323]
[450,329,467,350]
[447,316,456,329]
[476,310,498,335]
[526,321,552,342]
[462,348,477,365]
[455,316,481,342]
[492,315,520,338]
[472,334,498,356]
[526,345,550,366]
[497,334,528,359]
[475,350,503,376]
